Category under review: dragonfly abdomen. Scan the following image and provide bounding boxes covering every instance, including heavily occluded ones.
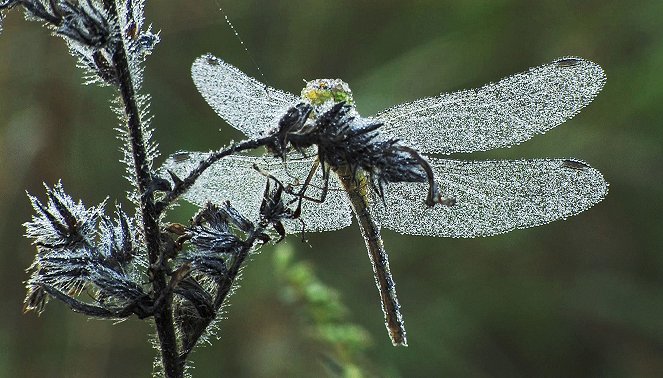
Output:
[335,165,408,346]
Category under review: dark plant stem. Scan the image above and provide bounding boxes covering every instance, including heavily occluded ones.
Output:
[213,232,260,308]
[156,136,273,214]
[104,1,180,376]
[177,226,265,367]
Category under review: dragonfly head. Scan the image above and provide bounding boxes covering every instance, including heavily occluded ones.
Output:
[301,79,354,108]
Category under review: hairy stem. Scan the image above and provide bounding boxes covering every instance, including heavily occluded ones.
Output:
[177,226,264,367]
[104,1,180,376]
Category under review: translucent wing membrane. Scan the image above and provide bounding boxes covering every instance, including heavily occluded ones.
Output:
[162,152,352,232]
[373,57,606,154]
[191,54,300,138]
[374,158,608,237]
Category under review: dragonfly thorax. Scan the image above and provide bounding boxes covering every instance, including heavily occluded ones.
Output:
[301,79,354,108]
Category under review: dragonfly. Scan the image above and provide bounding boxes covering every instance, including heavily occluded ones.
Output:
[162,54,607,346]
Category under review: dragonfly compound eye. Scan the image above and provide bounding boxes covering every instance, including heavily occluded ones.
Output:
[301,78,354,106]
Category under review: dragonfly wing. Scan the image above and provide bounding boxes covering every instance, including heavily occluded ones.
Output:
[374,158,607,237]
[192,54,300,138]
[161,152,352,233]
[373,57,606,154]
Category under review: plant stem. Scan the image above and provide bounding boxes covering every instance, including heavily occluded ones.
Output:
[104,1,180,376]
[156,136,273,214]
[177,226,265,366]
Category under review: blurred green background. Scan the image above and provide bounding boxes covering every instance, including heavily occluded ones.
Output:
[1,0,662,376]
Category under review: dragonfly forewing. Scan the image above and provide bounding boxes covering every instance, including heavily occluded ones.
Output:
[373,158,608,237]
[162,152,353,232]
[373,57,606,154]
[192,54,299,138]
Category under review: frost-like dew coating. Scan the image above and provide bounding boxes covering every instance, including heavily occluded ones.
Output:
[373,158,608,237]
[191,54,299,138]
[162,152,352,232]
[373,57,606,154]
[161,54,607,346]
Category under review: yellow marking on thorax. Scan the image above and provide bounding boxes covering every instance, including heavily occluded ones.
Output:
[334,164,371,204]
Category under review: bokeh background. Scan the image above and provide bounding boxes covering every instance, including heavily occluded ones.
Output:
[1,0,662,376]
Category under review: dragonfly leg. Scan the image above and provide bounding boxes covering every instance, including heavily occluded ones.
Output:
[252,162,327,239]
[279,158,332,205]
[398,146,456,207]
[254,170,309,242]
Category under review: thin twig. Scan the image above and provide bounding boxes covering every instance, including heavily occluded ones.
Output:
[156,136,273,214]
